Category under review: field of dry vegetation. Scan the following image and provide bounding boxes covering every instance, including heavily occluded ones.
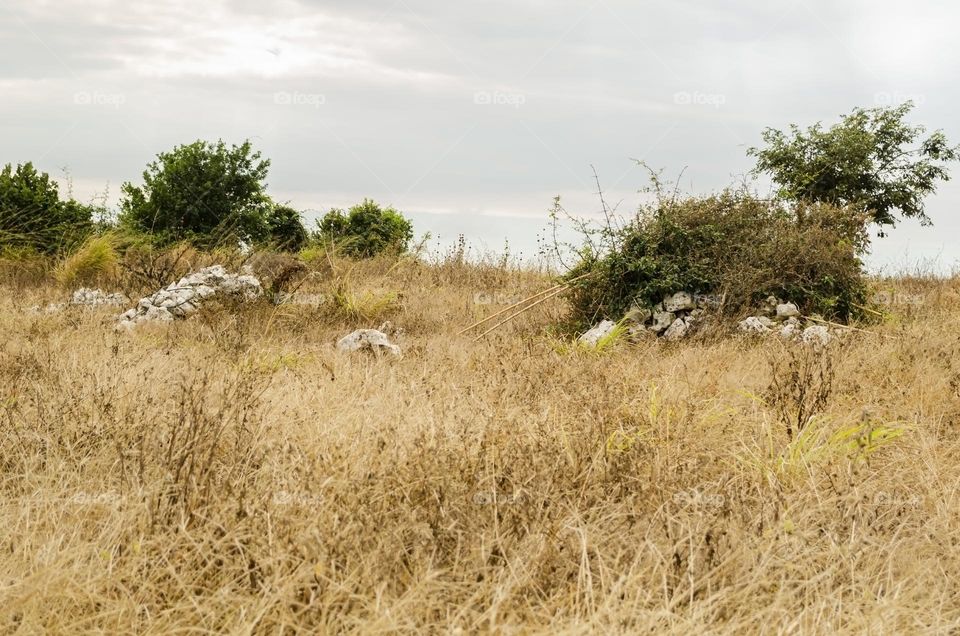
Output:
[2,250,960,634]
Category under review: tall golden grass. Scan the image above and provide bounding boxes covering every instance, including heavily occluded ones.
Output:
[1,252,959,633]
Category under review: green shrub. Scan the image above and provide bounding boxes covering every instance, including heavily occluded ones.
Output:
[119,139,272,247]
[749,102,959,230]
[0,162,93,254]
[266,205,308,251]
[562,190,870,330]
[316,199,413,258]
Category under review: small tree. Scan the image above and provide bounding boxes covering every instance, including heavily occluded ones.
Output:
[748,102,959,230]
[317,199,413,257]
[266,205,308,251]
[120,140,272,247]
[0,162,92,254]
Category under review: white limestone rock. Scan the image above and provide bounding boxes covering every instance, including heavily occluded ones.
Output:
[663,291,696,312]
[336,329,402,357]
[663,317,690,341]
[650,311,676,334]
[776,302,801,319]
[738,316,775,334]
[578,320,617,347]
[801,325,832,347]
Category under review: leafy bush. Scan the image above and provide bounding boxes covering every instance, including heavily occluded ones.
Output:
[266,205,308,251]
[0,162,93,254]
[120,140,272,247]
[562,190,870,330]
[317,199,413,257]
[749,102,959,230]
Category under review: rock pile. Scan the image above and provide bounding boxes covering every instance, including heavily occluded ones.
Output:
[737,295,834,346]
[625,291,713,341]
[72,288,128,307]
[117,265,262,330]
[28,288,129,314]
[578,291,838,347]
[576,291,714,346]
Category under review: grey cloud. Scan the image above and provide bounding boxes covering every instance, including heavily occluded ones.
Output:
[1,0,959,269]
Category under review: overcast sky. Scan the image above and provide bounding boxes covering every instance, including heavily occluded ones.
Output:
[2,0,958,270]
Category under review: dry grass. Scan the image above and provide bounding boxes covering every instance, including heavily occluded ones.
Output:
[2,253,960,634]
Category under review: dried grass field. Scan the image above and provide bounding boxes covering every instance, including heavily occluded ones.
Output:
[2,254,960,634]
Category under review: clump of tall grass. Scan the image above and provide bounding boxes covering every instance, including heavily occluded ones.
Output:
[54,233,119,288]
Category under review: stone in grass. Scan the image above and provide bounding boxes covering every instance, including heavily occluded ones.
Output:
[738,316,775,334]
[624,305,652,325]
[779,316,802,339]
[663,317,690,341]
[337,329,402,357]
[650,311,676,334]
[776,302,801,319]
[760,295,780,316]
[577,320,617,347]
[663,291,696,312]
[801,325,832,347]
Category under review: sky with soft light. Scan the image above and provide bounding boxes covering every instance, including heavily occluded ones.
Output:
[2,0,958,270]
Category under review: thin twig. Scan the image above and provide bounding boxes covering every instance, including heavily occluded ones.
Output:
[474,285,570,341]
[457,273,591,335]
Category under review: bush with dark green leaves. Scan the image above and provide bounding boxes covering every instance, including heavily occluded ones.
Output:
[120,140,272,247]
[563,191,870,331]
[0,162,93,254]
[266,205,308,251]
[749,102,959,231]
[316,199,413,257]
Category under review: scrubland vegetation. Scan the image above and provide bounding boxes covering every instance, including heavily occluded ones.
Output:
[2,101,960,632]
[2,245,960,633]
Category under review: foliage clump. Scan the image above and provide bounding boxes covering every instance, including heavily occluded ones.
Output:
[119,140,273,248]
[317,199,413,258]
[749,101,959,230]
[562,189,870,330]
[0,162,94,254]
[266,204,309,251]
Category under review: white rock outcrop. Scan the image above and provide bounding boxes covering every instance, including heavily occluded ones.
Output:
[663,291,696,312]
[779,316,802,339]
[336,329,402,356]
[72,288,128,307]
[618,290,707,340]
[117,265,262,330]
[801,325,832,347]
[776,302,801,318]
[738,316,774,334]
[663,317,690,341]
[650,311,676,334]
[578,320,617,347]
